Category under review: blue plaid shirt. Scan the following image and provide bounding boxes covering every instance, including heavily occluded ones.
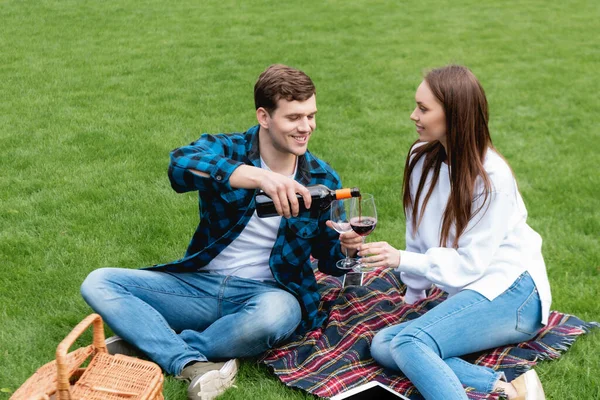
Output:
[147,125,346,332]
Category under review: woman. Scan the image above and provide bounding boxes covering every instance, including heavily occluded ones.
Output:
[351,65,552,399]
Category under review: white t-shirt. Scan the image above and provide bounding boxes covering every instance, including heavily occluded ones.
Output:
[203,158,296,281]
[398,144,552,324]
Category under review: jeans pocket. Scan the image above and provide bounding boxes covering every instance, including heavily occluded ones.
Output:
[516,288,543,335]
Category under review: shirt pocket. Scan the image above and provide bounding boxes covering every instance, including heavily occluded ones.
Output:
[281,218,319,266]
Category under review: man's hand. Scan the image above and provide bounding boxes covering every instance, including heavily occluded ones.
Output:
[230,165,311,218]
[258,171,311,218]
[358,241,401,269]
[325,221,362,258]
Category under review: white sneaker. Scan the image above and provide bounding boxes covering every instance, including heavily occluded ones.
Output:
[186,359,239,400]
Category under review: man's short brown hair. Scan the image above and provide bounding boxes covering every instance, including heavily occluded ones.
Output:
[254,64,316,114]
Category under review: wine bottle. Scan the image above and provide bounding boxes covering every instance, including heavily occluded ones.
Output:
[255,184,360,218]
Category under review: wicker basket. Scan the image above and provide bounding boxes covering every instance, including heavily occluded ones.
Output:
[11,314,164,400]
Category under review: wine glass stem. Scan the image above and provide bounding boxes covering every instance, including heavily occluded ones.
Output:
[353,237,366,272]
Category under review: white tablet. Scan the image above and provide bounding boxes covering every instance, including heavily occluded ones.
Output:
[330,381,410,400]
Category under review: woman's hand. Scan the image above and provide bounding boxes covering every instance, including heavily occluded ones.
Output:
[358,241,401,269]
[326,221,363,257]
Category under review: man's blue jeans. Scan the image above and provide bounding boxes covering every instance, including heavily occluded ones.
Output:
[370,272,543,400]
[81,268,302,376]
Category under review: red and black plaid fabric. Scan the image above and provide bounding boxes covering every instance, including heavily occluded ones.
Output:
[261,268,599,399]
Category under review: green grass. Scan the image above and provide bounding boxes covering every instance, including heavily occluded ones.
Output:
[1,0,598,398]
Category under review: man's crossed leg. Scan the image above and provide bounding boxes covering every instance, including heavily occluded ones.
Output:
[81,268,302,400]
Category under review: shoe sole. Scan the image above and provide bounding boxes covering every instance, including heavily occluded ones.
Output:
[105,336,146,358]
[187,359,239,400]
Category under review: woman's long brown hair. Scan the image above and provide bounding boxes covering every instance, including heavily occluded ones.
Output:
[403,65,494,248]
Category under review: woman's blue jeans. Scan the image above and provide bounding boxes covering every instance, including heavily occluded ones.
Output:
[370,272,542,400]
[81,268,302,376]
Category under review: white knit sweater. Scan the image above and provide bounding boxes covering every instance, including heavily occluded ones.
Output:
[398,144,552,324]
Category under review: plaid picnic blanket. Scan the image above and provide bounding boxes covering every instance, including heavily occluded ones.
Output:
[261,268,599,399]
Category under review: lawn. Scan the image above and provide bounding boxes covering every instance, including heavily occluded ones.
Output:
[1,0,598,399]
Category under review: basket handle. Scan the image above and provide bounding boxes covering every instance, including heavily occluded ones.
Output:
[55,314,108,399]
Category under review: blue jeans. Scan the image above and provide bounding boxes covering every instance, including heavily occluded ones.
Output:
[370,272,542,400]
[81,268,302,375]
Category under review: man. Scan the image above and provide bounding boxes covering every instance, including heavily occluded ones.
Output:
[81,64,352,400]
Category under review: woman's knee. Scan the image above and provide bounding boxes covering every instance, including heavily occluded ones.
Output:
[370,322,413,370]
[370,330,392,366]
[390,327,440,359]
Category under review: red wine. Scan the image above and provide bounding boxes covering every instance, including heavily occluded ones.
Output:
[358,194,362,221]
[350,216,377,236]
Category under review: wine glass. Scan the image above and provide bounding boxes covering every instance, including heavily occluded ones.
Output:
[329,199,358,270]
[348,193,377,270]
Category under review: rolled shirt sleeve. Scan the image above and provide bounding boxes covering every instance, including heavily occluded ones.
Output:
[168,133,245,198]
